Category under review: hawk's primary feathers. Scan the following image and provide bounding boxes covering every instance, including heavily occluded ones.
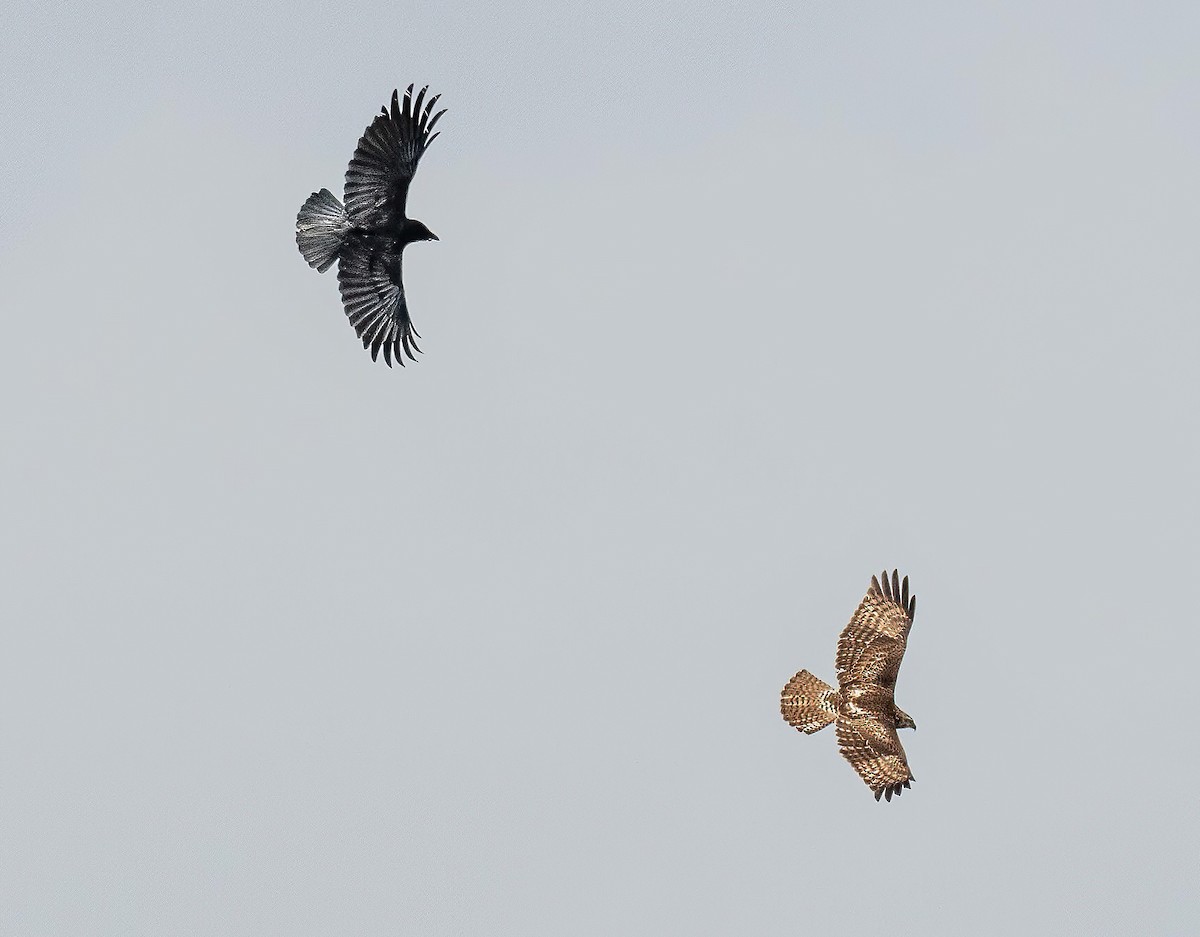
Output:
[780,570,918,802]
[296,85,446,366]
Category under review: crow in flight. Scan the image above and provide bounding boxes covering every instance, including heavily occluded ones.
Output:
[296,86,446,366]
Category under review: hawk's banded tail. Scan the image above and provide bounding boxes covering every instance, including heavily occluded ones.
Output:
[296,188,351,273]
[781,670,838,734]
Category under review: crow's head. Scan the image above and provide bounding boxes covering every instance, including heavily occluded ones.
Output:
[405,219,439,243]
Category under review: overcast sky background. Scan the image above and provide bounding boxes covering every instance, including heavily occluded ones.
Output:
[2,2,1198,934]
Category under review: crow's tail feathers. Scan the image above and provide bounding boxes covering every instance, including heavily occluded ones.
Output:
[296,189,350,273]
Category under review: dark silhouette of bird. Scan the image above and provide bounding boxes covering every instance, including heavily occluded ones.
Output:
[780,570,919,802]
[296,86,446,366]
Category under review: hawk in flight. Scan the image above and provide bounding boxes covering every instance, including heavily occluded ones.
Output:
[296,85,447,366]
[780,570,918,802]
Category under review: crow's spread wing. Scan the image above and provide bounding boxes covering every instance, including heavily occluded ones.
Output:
[344,85,446,228]
[835,570,916,688]
[336,241,421,367]
[835,714,914,802]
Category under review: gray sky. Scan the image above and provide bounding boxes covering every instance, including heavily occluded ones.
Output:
[3,2,1198,934]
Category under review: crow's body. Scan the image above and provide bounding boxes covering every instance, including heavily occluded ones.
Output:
[296,86,446,367]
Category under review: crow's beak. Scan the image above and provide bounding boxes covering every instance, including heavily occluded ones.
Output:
[429,232,439,241]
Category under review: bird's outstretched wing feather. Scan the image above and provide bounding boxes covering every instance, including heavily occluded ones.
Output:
[835,716,914,802]
[344,85,446,228]
[835,570,916,688]
[336,243,421,367]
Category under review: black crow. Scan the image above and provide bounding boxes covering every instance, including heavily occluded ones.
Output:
[296,86,446,367]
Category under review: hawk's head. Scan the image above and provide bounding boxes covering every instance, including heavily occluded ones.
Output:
[894,707,917,731]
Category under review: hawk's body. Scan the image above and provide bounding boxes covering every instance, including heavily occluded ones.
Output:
[780,570,918,802]
[296,85,446,367]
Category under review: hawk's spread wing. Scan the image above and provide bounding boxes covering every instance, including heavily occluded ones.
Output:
[836,716,913,802]
[344,86,446,228]
[336,244,421,367]
[835,570,916,688]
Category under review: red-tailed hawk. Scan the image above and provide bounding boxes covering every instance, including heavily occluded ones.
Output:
[780,570,918,802]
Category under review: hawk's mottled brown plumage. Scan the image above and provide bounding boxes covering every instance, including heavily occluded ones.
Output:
[780,570,918,802]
